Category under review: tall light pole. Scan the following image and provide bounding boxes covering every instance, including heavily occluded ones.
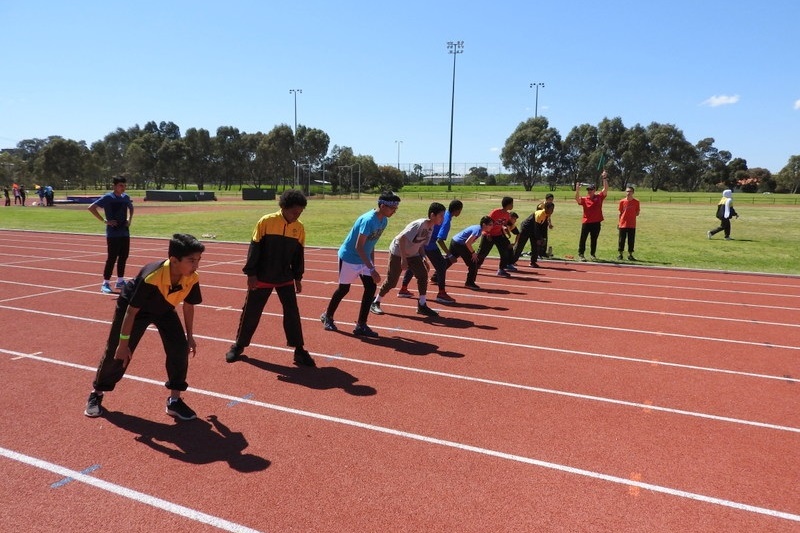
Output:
[289,89,302,187]
[447,40,464,192]
[530,82,544,118]
[395,140,403,170]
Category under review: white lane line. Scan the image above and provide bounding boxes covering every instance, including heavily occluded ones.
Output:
[1,302,797,385]
[3,350,798,524]
[0,447,263,533]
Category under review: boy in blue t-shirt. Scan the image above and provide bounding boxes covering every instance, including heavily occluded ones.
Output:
[320,191,401,338]
[449,216,494,289]
[88,176,134,293]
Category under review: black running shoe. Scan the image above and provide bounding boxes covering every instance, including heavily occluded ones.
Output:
[417,304,439,317]
[353,323,379,338]
[225,344,243,363]
[166,398,197,420]
[293,348,316,367]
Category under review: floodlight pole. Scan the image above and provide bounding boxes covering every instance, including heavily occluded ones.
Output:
[289,89,302,186]
[395,140,403,170]
[530,82,544,118]
[447,41,464,192]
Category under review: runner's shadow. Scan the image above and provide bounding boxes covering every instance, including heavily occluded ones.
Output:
[451,302,509,312]
[360,334,464,358]
[243,357,377,396]
[103,411,270,473]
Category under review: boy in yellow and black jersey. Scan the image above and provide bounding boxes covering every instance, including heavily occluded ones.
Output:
[225,189,315,367]
[84,233,205,420]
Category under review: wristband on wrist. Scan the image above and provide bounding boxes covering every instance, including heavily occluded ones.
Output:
[119,333,130,340]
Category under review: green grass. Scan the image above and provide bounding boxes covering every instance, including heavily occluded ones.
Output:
[3,191,799,275]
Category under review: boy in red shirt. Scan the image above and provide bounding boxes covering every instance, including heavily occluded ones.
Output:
[477,196,515,277]
[575,171,608,261]
[617,186,640,260]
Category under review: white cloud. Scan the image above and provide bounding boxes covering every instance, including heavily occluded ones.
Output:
[701,94,740,107]
[490,147,499,153]
[794,99,800,110]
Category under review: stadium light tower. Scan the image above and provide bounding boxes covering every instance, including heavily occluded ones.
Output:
[447,40,464,192]
[530,82,544,118]
[290,89,302,186]
[395,140,403,170]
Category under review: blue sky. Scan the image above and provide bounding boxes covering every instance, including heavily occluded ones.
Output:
[1,1,798,173]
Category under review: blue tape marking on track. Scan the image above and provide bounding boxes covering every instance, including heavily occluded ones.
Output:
[51,464,101,488]
[226,393,254,408]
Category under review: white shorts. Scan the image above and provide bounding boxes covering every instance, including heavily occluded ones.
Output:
[339,260,372,285]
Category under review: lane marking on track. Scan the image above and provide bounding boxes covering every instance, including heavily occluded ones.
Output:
[1,302,798,386]
[227,393,255,408]
[0,447,263,533]
[51,464,101,488]
[3,349,800,524]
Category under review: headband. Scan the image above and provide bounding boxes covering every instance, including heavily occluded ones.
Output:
[379,200,400,207]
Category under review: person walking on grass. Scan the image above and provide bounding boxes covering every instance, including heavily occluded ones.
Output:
[398,199,463,304]
[370,202,446,317]
[575,170,609,261]
[449,216,494,290]
[320,191,401,338]
[88,176,134,293]
[225,190,315,367]
[707,189,739,240]
[617,186,640,260]
[84,233,205,421]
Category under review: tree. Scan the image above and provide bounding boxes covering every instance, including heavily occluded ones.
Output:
[38,137,89,190]
[500,116,561,191]
[775,155,800,193]
[256,125,294,190]
[183,128,214,190]
[561,123,599,187]
[377,165,404,192]
[464,166,489,185]
[644,122,696,191]
[694,138,731,192]
[214,126,246,190]
[293,125,330,194]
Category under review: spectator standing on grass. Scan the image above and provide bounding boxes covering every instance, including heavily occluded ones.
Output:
[398,199,463,304]
[477,196,516,277]
[83,233,205,421]
[3,187,9,206]
[320,191,401,338]
[19,184,27,206]
[575,171,609,261]
[224,190,314,367]
[707,189,739,240]
[12,184,21,205]
[449,216,494,290]
[36,185,45,206]
[88,176,134,293]
[370,202,446,318]
[617,186,640,260]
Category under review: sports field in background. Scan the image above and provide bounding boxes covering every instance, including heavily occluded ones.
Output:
[2,188,799,275]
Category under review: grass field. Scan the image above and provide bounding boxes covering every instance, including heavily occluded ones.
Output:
[3,189,799,275]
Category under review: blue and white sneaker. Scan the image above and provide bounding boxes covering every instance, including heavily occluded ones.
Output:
[101,282,113,294]
[115,279,126,289]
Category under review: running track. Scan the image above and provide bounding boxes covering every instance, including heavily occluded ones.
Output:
[0,229,798,532]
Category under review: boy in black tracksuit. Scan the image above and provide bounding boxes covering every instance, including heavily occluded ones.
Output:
[225,189,315,367]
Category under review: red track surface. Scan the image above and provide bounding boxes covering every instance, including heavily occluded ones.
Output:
[1,229,798,532]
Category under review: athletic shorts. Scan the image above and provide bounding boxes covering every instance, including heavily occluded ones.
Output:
[338,260,373,285]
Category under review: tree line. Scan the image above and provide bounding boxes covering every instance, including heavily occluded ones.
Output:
[501,116,800,193]
[1,117,799,194]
